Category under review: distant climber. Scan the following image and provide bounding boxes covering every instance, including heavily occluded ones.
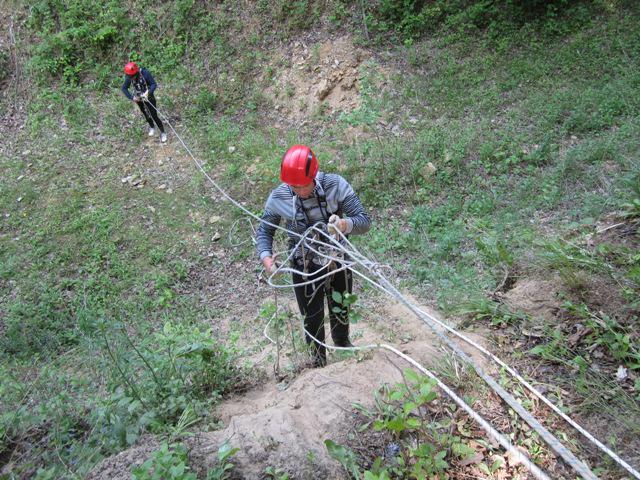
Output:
[121,62,167,143]
[257,145,371,367]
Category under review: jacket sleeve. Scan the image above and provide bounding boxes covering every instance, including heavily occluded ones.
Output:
[336,177,371,235]
[256,201,281,260]
[144,69,157,95]
[121,76,133,100]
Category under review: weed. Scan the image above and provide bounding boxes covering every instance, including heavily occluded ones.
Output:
[132,443,197,480]
[331,291,362,324]
[206,441,240,480]
[264,466,290,479]
[329,369,485,478]
[458,297,526,328]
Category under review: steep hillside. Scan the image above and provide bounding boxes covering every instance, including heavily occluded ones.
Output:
[1,1,639,479]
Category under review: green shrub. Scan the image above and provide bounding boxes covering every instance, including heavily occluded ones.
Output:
[327,369,481,478]
[94,321,242,450]
[364,0,602,40]
[28,0,132,84]
[1,284,79,356]
[132,443,197,480]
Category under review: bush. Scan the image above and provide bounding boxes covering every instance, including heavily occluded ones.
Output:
[364,0,601,40]
[28,0,132,84]
[93,321,243,450]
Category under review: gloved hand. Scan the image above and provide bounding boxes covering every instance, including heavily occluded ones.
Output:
[141,90,149,100]
[327,214,347,235]
[133,95,141,102]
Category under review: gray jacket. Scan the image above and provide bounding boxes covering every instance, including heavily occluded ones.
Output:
[256,172,371,261]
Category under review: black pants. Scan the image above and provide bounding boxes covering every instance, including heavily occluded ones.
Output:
[137,94,164,133]
[292,261,353,364]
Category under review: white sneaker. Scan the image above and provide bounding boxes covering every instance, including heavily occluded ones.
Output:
[161,132,167,143]
[148,127,156,137]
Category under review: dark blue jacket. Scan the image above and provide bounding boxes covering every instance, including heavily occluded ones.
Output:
[121,68,157,100]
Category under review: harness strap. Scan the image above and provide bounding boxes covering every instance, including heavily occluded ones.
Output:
[133,71,148,96]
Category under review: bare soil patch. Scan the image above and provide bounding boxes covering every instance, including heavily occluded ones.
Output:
[264,35,369,127]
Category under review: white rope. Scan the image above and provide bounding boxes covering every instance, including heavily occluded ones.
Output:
[141,101,639,479]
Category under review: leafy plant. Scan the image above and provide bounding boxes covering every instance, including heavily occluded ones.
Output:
[132,442,197,480]
[93,321,242,450]
[206,440,240,480]
[325,439,361,479]
[621,198,640,220]
[331,291,363,324]
[458,297,526,327]
[264,466,291,479]
[328,369,476,478]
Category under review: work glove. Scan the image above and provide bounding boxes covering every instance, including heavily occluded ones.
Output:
[133,95,141,102]
[327,214,346,236]
[141,90,149,100]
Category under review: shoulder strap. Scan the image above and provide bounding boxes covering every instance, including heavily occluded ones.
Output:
[316,172,331,221]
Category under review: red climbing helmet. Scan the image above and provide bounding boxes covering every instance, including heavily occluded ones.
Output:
[280,145,319,186]
[124,62,139,76]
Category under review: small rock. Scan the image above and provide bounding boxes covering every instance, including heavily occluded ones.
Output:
[420,162,437,180]
[148,206,156,213]
[384,443,400,458]
[209,215,221,224]
[460,452,483,467]
[228,146,236,153]
[17,175,24,181]
[158,160,164,166]
[21,150,30,156]
[167,188,173,194]
[617,365,628,381]
[16,197,22,202]
[212,232,221,242]
[316,79,332,100]
[158,184,167,190]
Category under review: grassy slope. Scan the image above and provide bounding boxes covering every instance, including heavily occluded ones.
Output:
[1,0,639,477]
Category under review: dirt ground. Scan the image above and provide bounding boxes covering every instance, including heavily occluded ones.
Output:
[88,289,500,479]
[263,35,367,128]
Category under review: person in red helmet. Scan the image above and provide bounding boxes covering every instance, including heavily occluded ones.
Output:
[121,62,167,142]
[256,145,371,367]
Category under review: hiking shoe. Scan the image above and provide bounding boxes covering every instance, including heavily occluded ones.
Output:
[333,339,354,348]
[148,127,156,137]
[160,132,167,143]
